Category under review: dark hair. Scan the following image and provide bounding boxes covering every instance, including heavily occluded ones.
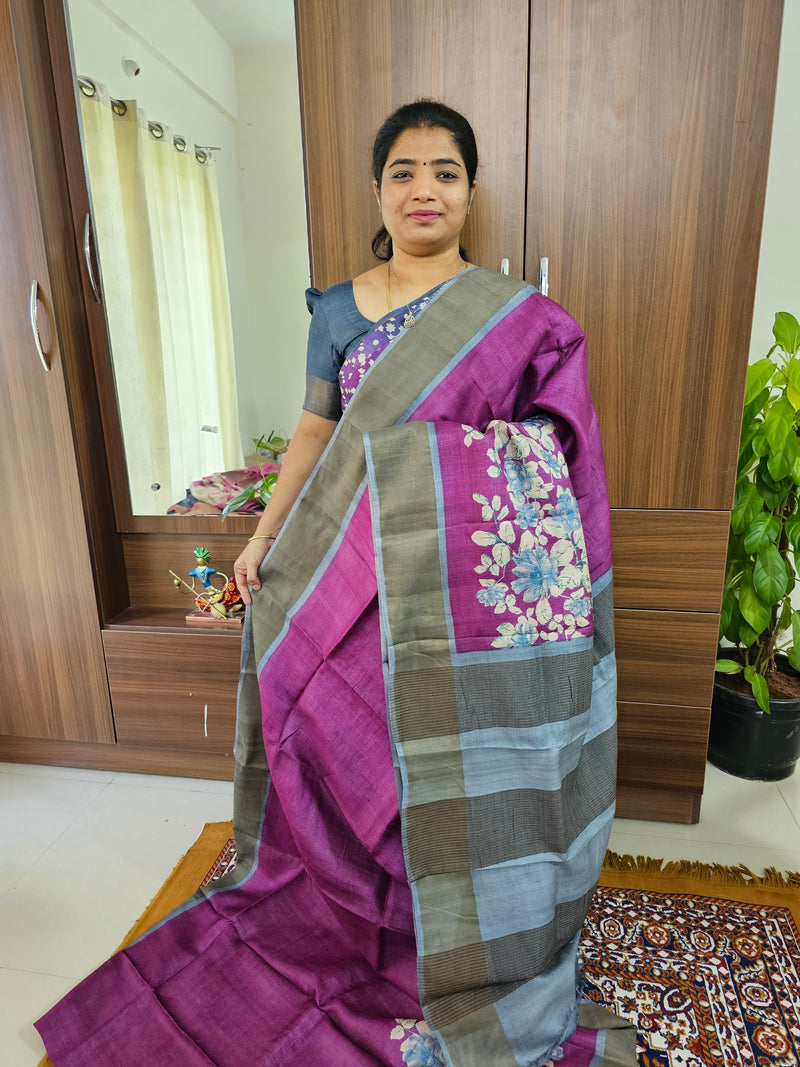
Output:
[371,99,478,261]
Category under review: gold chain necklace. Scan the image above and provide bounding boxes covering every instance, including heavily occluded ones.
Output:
[386,260,465,329]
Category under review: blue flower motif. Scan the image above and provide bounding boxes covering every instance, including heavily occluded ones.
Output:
[564,593,591,619]
[515,500,545,529]
[504,459,538,498]
[511,547,563,601]
[400,1031,447,1067]
[547,489,582,536]
[476,580,508,607]
[543,450,563,475]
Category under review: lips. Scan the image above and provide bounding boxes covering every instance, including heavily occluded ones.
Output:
[408,211,441,222]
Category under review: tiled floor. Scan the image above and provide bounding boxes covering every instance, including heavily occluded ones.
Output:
[2,760,799,1066]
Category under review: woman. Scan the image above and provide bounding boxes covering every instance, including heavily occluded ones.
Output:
[37,102,634,1066]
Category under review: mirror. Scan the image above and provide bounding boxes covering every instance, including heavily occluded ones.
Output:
[64,0,310,516]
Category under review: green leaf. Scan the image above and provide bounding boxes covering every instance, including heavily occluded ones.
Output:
[731,481,763,534]
[715,658,742,674]
[739,567,771,631]
[744,666,771,713]
[745,358,776,403]
[752,423,770,458]
[785,515,800,553]
[787,359,800,410]
[768,429,800,481]
[743,514,780,555]
[774,312,800,357]
[742,387,771,432]
[755,467,788,509]
[788,610,800,673]
[719,586,735,638]
[739,620,760,645]
[778,597,793,635]
[763,396,796,452]
[220,484,258,518]
[753,544,790,604]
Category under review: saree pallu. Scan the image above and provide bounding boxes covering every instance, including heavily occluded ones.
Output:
[36,269,636,1066]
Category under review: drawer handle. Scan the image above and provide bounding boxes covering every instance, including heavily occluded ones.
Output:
[204,703,208,737]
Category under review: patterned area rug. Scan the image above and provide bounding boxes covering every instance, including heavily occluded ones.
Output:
[590,855,800,1066]
[37,824,800,1067]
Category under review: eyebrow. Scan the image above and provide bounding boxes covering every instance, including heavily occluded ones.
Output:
[387,157,463,168]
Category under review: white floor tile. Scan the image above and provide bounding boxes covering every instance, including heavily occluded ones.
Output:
[0,781,233,980]
[111,770,233,795]
[0,773,109,893]
[0,760,117,784]
[777,768,800,825]
[607,827,800,875]
[0,967,73,1067]
[613,763,800,857]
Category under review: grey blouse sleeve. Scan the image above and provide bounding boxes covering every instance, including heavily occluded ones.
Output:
[302,288,342,421]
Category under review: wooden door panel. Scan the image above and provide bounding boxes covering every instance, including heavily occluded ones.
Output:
[0,0,112,742]
[295,0,529,290]
[526,0,783,509]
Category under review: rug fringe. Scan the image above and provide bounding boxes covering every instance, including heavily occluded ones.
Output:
[603,850,800,889]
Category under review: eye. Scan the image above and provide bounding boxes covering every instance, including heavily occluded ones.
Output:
[390,170,412,180]
[437,171,459,181]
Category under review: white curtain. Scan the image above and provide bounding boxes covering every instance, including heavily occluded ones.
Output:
[79,83,243,515]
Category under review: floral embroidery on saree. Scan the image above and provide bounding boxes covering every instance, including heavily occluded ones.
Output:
[464,418,593,648]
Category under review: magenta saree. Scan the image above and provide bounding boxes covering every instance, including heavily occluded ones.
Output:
[37,269,635,1066]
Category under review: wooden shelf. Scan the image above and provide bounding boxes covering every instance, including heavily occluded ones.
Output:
[105,605,244,635]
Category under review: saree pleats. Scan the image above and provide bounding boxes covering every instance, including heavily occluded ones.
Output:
[36,270,635,1067]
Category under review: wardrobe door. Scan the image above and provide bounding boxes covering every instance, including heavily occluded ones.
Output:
[295,0,529,290]
[525,0,783,510]
[0,0,113,742]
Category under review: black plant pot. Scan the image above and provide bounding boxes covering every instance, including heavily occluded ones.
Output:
[709,670,800,781]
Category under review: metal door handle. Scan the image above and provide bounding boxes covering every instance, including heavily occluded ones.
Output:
[29,281,50,372]
[539,257,549,296]
[499,258,510,275]
[83,213,101,302]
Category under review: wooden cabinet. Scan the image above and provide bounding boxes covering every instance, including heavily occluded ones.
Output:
[0,0,113,744]
[294,0,784,823]
[103,631,240,754]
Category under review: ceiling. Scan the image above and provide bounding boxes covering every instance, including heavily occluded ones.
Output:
[190,0,296,48]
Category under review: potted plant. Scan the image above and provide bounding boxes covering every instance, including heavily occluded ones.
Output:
[711,311,800,779]
[221,431,288,518]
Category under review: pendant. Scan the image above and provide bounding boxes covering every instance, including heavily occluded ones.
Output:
[402,309,416,328]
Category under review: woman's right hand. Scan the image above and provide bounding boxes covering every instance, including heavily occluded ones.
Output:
[234,538,273,606]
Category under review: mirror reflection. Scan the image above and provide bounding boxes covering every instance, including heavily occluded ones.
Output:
[65,0,310,515]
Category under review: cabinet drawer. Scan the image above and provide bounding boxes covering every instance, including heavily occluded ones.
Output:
[615,608,719,707]
[103,631,241,752]
[616,701,709,792]
[610,509,729,611]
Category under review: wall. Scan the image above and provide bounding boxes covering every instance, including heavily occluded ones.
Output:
[749,0,800,361]
[233,45,309,449]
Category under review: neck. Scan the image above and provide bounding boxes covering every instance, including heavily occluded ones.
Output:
[388,246,466,289]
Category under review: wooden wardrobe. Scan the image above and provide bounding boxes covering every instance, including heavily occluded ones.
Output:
[0,0,784,822]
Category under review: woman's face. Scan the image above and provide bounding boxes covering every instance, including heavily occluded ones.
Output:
[374,126,474,258]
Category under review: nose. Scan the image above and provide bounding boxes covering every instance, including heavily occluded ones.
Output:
[410,172,434,200]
